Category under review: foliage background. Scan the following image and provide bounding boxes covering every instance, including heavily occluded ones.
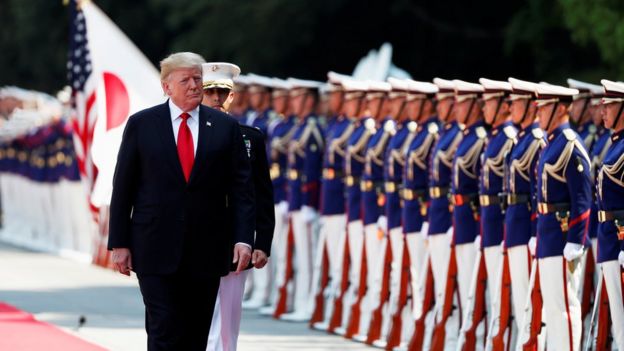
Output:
[0,0,622,93]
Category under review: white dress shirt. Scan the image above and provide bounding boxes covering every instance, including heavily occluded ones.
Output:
[169,99,199,156]
[168,100,252,252]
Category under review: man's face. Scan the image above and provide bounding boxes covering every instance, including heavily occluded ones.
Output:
[537,103,556,131]
[249,90,267,110]
[161,67,202,112]
[272,95,288,115]
[436,97,453,122]
[365,96,383,118]
[202,88,233,112]
[602,102,621,129]
[289,92,307,116]
[388,96,405,119]
[510,99,528,125]
[482,98,499,125]
[590,104,602,126]
[569,99,586,124]
[328,91,344,115]
[406,99,422,121]
[454,98,474,125]
[343,97,362,118]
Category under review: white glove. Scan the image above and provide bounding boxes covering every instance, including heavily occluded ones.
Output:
[420,222,430,238]
[474,234,482,250]
[618,251,624,269]
[277,201,289,218]
[301,206,317,224]
[563,242,584,262]
[377,215,388,234]
[528,237,537,257]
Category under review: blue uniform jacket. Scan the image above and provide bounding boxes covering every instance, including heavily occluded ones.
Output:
[362,118,395,226]
[321,116,355,215]
[504,123,546,248]
[452,120,487,245]
[268,115,296,204]
[536,123,592,258]
[287,115,324,212]
[345,118,375,222]
[480,122,517,248]
[384,121,412,230]
[596,130,624,263]
[427,121,464,235]
[588,128,612,240]
[403,117,440,234]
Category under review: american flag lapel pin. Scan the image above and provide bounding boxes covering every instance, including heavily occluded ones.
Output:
[206,121,212,127]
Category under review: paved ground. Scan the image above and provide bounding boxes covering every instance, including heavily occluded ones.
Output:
[0,241,375,350]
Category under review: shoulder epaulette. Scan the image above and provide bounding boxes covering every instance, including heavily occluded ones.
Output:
[503,125,517,139]
[563,128,577,141]
[476,126,487,139]
[531,128,544,139]
[427,122,439,134]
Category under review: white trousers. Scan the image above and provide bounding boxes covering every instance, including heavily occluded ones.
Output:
[357,223,387,336]
[601,260,624,350]
[429,229,457,350]
[207,270,249,351]
[340,220,364,330]
[263,202,290,311]
[539,255,582,351]
[290,210,312,317]
[508,245,531,335]
[313,214,347,325]
[402,222,430,345]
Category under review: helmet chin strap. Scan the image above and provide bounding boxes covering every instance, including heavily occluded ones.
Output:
[576,98,590,127]
[614,102,624,131]
[464,98,476,125]
[545,102,559,133]
[519,99,530,127]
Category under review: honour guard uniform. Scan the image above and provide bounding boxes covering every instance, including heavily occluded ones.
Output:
[352,80,394,341]
[245,74,274,136]
[425,78,466,350]
[370,77,411,347]
[591,79,624,350]
[310,72,353,330]
[502,78,546,344]
[393,80,441,350]
[335,80,380,336]
[281,78,324,322]
[477,78,517,349]
[259,78,297,316]
[433,80,486,350]
[534,83,590,351]
[230,75,251,123]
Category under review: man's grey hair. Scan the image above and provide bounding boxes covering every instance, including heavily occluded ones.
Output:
[160,52,206,81]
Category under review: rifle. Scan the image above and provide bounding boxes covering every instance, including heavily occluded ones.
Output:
[310,241,330,327]
[521,259,543,351]
[366,237,393,344]
[489,248,512,351]
[430,245,458,351]
[407,256,435,351]
[386,236,411,349]
[273,218,295,318]
[345,241,368,338]
[457,249,488,351]
[328,229,351,332]
[580,247,596,342]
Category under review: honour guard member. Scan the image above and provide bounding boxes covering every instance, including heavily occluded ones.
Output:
[201,62,276,351]
[369,77,411,347]
[351,80,396,342]
[502,78,545,348]
[533,83,590,351]
[245,74,274,136]
[592,79,624,350]
[568,79,602,152]
[324,71,350,133]
[281,78,324,322]
[422,78,464,350]
[335,80,380,336]
[230,75,251,122]
[476,78,517,349]
[391,79,440,350]
[310,71,353,330]
[259,78,296,316]
[432,80,486,350]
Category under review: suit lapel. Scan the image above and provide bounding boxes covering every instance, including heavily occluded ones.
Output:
[189,106,214,184]
[154,101,186,183]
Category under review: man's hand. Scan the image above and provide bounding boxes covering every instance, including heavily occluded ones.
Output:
[233,243,252,273]
[252,250,268,269]
[112,248,132,276]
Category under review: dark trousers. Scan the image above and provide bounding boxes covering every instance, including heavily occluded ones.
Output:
[137,271,220,351]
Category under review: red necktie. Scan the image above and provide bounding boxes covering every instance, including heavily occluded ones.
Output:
[177,112,194,182]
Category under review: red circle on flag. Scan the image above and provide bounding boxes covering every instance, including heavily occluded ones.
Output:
[103,72,130,131]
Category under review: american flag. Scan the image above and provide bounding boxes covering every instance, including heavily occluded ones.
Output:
[67,0,99,217]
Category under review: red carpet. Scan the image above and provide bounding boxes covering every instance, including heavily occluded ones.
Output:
[0,302,107,351]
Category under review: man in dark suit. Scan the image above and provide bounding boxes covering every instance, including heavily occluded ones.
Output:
[108,52,255,351]
[201,62,275,351]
